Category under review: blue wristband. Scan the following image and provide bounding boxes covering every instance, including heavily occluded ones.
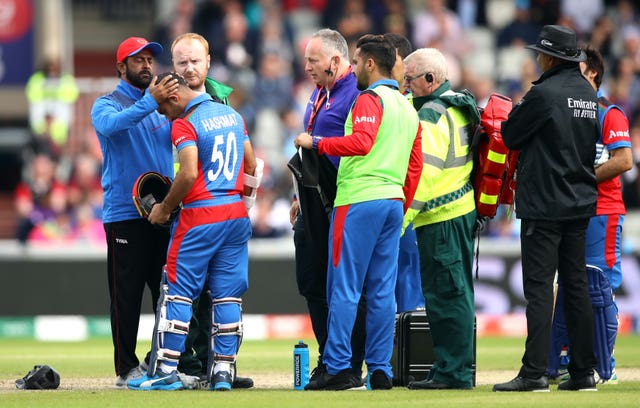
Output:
[312,136,322,150]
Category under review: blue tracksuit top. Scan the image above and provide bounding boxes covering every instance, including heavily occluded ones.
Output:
[91,79,173,223]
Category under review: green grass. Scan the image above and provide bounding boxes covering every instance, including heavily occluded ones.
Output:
[1,335,639,407]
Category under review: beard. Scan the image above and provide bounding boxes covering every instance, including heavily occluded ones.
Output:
[125,66,152,89]
[183,73,204,90]
[356,75,368,91]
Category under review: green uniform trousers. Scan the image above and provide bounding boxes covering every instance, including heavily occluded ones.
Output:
[415,210,476,388]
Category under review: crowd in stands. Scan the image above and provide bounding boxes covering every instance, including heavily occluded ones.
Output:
[17,55,103,245]
[15,0,640,244]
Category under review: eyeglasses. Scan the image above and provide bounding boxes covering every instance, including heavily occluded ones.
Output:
[404,72,427,83]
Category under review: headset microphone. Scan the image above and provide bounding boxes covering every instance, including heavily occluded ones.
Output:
[324,69,333,76]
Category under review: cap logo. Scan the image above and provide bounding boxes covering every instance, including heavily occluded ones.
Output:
[541,39,553,47]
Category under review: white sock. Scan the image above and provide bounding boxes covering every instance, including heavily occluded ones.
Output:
[214,362,231,374]
[158,362,176,375]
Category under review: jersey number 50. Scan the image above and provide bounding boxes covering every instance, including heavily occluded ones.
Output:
[207,132,238,182]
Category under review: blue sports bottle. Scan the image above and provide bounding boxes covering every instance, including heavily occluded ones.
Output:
[293,340,309,389]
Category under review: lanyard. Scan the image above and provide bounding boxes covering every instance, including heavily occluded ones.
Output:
[306,88,328,134]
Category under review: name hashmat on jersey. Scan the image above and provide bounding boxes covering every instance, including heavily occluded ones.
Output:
[201,113,239,132]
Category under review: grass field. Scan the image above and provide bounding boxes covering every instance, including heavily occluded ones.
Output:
[1,335,639,407]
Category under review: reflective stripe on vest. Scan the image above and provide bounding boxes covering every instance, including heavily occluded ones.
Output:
[410,181,473,212]
[420,101,472,169]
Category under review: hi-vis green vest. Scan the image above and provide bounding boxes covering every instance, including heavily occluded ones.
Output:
[335,83,419,206]
[404,85,478,229]
[25,71,79,145]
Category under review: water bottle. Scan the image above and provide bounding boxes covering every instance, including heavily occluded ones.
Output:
[293,340,309,390]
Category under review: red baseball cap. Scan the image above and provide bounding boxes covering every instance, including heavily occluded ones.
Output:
[116,37,163,63]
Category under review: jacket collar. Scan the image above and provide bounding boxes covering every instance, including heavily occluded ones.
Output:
[412,80,451,108]
[316,65,355,94]
[117,79,145,99]
[412,80,480,125]
[184,92,212,114]
[533,62,579,85]
[205,77,233,102]
[368,78,400,91]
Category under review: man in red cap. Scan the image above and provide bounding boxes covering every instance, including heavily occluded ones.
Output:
[91,36,178,389]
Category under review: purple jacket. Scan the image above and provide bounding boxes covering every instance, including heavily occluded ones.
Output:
[303,69,360,168]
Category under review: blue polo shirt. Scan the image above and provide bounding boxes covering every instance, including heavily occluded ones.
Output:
[91,80,173,223]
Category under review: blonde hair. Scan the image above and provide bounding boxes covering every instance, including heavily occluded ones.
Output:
[171,33,210,56]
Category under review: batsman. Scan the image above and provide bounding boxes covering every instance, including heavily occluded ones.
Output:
[128,72,260,391]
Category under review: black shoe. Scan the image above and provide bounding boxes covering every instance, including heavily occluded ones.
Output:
[408,379,471,390]
[309,363,326,383]
[210,370,232,391]
[369,370,392,390]
[304,368,365,391]
[558,375,597,391]
[493,376,549,392]
[232,375,254,389]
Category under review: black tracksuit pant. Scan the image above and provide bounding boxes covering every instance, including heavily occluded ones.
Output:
[104,218,169,377]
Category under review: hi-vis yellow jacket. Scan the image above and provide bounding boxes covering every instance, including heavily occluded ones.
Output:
[403,82,480,230]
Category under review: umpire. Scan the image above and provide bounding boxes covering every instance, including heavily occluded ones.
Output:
[493,25,599,392]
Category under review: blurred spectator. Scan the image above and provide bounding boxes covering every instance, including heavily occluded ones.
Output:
[485,205,521,238]
[282,0,327,13]
[208,1,259,77]
[502,52,538,102]
[619,27,640,119]
[25,57,79,152]
[381,0,412,38]
[528,0,561,27]
[323,0,372,43]
[450,0,488,28]
[66,152,103,220]
[27,206,73,243]
[622,119,640,209]
[70,201,106,244]
[560,0,604,39]
[23,113,65,162]
[14,153,67,244]
[412,0,469,56]
[609,55,635,115]
[227,79,257,134]
[256,0,299,78]
[281,106,304,161]
[609,0,637,34]
[496,4,539,48]
[383,14,410,39]
[466,74,495,108]
[151,0,196,69]
[250,190,290,238]
[253,51,295,114]
[280,0,325,46]
[587,15,615,63]
[191,0,225,41]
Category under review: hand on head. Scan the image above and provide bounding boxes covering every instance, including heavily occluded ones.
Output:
[148,74,180,104]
